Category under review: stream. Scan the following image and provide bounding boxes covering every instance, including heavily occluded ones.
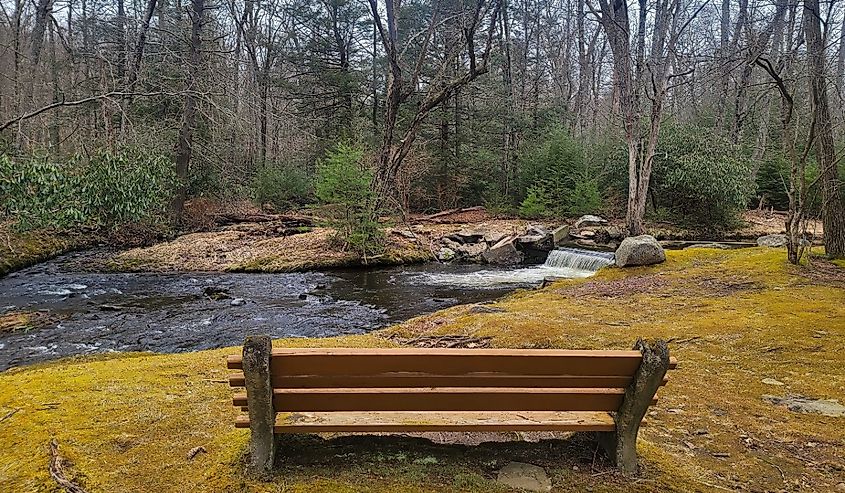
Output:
[0,249,608,370]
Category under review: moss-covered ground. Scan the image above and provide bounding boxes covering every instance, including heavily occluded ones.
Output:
[1,247,843,492]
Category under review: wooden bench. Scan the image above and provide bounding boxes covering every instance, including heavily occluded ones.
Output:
[227,336,676,476]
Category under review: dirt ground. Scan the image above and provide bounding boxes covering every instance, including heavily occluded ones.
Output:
[1,247,842,492]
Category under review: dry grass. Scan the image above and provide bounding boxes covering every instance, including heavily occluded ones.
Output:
[1,247,843,492]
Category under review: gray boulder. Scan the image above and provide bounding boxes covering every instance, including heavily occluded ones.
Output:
[757,234,788,247]
[574,214,608,229]
[483,236,523,265]
[615,235,666,267]
[483,231,508,245]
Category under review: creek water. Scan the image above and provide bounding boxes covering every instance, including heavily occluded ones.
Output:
[0,248,606,370]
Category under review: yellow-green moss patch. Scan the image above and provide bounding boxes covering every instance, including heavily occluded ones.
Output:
[1,247,843,492]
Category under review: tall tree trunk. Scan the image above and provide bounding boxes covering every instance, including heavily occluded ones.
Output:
[805,0,845,256]
[173,0,205,219]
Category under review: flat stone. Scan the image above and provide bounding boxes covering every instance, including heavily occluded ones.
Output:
[497,462,552,492]
[448,229,485,244]
[484,231,508,245]
[574,214,607,229]
[763,395,845,417]
[551,225,570,245]
[757,234,788,247]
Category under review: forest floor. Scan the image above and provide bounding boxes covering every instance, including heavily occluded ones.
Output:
[1,247,843,492]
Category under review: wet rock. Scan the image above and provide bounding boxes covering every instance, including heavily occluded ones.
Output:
[497,462,551,492]
[763,395,845,417]
[574,214,607,229]
[483,236,523,266]
[315,283,327,290]
[551,225,570,245]
[757,234,788,248]
[594,228,611,244]
[297,293,307,300]
[203,286,231,301]
[615,235,666,267]
[436,247,456,262]
[230,298,246,306]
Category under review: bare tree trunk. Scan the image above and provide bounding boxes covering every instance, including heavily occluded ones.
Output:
[173,0,205,219]
[805,0,845,257]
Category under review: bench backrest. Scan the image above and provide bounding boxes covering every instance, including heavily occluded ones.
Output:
[227,348,675,413]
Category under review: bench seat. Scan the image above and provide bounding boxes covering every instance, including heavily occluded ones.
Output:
[235,410,620,433]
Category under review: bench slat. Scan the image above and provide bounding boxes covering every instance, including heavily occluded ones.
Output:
[227,350,678,375]
[228,373,670,388]
[234,411,619,433]
[233,387,635,412]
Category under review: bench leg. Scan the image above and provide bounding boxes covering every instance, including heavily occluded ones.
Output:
[243,335,276,476]
[598,338,670,475]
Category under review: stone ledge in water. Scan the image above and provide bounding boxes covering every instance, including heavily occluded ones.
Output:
[615,235,666,267]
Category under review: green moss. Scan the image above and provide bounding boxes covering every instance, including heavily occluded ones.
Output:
[1,247,843,492]
[0,228,91,276]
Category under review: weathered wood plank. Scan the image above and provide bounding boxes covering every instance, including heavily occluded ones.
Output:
[234,411,619,432]
[228,373,670,389]
[226,349,678,374]
[233,387,645,411]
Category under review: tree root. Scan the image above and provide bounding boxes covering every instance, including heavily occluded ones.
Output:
[49,439,87,493]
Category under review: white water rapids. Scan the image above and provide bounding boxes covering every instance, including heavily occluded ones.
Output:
[406,248,615,288]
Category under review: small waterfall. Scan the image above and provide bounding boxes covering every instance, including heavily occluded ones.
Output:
[544,248,615,272]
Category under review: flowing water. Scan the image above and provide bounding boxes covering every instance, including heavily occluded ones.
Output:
[0,248,611,370]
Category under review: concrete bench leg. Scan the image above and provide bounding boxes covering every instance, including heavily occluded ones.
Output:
[243,335,276,476]
[598,338,670,475]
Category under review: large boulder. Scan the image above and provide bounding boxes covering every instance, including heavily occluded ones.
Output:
[483,236,523,265]
[574,214,608,229]
[615,235,666,267]
[757,234,788,248]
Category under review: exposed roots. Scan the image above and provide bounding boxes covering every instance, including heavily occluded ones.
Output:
[49,439,87,493]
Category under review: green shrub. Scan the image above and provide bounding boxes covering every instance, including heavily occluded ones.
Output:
[651,124,754,230]
[0,149,174,231]
[253,164,312,210]
[518,186,550,218]
[565,176,603,216]
[517,127,605,215]
[315,143,383,256]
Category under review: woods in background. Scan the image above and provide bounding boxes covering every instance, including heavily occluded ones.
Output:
[1,0,845,257]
